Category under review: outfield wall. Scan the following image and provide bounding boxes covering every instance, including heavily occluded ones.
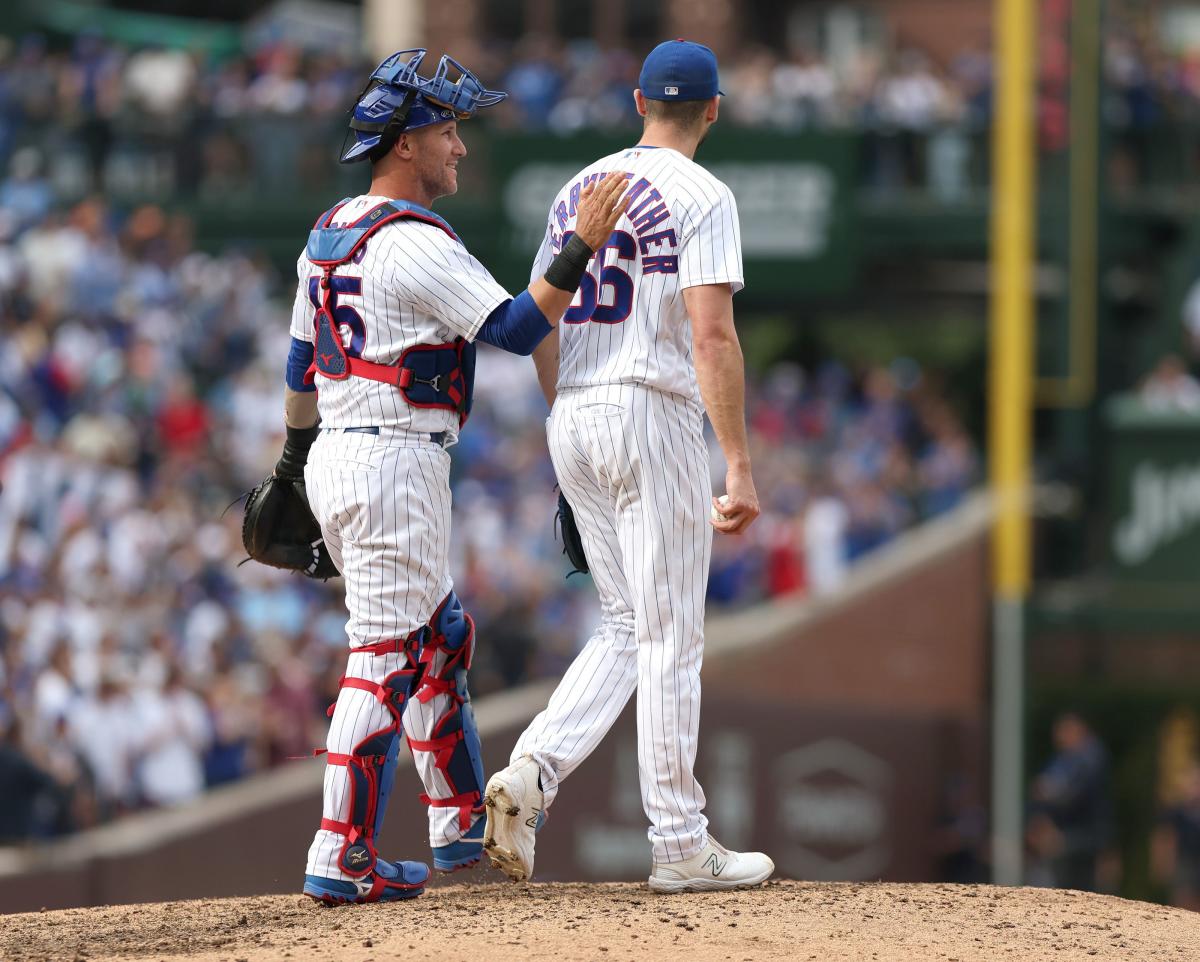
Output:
[0,495,992,912]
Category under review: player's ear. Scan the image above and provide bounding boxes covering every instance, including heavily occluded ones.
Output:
[633,89,648,118]
[707,96,720,124]
[393,131,414,161]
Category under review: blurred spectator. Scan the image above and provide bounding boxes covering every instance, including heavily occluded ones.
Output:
[132,664,211,807]
[246,46,308,115]
[0,719,69,841]
[1139,354,1200,413]
[123,46,195,122]
[203,654,261,787]
[71,675,139,817]
[503,36,564,129]
[874,50,956,132]
[1027,712,1113,891]
[918,401,978,515]
[772,45,838,129]
[803,478,849,595]
[0,148,52,232]
[1152,764,1200,912]
[934,771,989,884]
[261,658,319,767]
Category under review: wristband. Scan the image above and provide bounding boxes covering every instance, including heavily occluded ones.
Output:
[275,423,320,480]
[544,234,595,292]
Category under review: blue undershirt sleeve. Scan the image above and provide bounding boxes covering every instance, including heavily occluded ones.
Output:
[475,290,553,356]
[286,337,316,392]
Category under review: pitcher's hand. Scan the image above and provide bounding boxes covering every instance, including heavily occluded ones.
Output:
[712,467,760,535]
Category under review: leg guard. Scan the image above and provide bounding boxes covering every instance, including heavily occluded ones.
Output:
[318,631,424,878]
[406,591,486,835]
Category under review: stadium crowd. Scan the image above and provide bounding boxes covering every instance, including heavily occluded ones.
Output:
[2,17,1197,201]
[0,31,986,201]
[0,187,976,839]
[0,19,980,840]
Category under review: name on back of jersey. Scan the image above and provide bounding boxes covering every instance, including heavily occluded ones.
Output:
[550,171,680,276]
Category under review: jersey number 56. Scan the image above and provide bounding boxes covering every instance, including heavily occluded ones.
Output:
[563,230,635,325]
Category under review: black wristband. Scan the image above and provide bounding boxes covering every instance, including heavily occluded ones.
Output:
[544,234,595,292]
[275,423,320,480]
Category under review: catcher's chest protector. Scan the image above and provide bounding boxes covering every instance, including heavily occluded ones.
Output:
[304,198,476,426]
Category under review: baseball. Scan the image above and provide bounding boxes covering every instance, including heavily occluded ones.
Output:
[712,495,732,522]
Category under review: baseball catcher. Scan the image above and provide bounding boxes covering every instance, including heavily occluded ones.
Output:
[245,45,629,906]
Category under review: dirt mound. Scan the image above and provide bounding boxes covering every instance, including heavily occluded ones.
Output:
[1,880,1196,962]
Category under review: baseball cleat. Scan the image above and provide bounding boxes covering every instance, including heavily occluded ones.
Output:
[302,858,430,905]
[482,755,544,881]
[648,836,774,894]
[433,814,486,872]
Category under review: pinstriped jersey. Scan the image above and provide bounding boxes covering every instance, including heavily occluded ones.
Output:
[290,193,510,438]
[530,146,743,402]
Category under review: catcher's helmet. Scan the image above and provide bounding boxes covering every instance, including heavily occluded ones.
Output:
[341,49,508,164]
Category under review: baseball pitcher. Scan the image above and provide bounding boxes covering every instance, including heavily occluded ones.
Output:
[483,40,775,893]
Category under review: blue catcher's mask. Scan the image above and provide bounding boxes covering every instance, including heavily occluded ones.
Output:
[341,49,508,164]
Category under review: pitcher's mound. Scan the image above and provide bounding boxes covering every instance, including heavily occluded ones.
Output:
[2,881,1197,962]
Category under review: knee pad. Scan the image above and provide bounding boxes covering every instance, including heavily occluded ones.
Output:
[408,590,486,831]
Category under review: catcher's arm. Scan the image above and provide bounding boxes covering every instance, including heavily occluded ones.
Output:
[280,387,319,479]
[285,386,318,431]
[238,378,336,579]
[532,328,559,409]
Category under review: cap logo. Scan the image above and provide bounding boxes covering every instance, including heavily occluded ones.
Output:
[665,86,679,96]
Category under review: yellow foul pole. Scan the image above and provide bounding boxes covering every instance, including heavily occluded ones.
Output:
[989,0,1035,886]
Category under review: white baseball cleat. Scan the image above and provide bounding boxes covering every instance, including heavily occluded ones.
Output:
[482,754,544,882]
[648,835,774,893]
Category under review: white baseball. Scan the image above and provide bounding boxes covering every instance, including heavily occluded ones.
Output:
[711,494,732,523]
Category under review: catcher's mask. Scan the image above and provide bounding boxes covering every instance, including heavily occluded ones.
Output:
[340,49,508,164]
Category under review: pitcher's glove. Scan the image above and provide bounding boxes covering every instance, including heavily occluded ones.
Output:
[241,425,338,580]
[556,490,589,576]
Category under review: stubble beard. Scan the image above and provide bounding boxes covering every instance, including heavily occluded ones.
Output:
[418,157,456,204]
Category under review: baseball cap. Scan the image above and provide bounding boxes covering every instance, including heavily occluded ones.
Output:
[638,39,723,102]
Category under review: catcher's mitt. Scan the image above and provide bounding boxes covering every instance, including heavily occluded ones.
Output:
[242,475,339,579]
[555,490,589,576]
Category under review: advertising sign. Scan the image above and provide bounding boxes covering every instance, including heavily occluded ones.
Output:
[484,131,858,298]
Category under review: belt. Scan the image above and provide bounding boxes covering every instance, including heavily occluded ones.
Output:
[328,426,448,447]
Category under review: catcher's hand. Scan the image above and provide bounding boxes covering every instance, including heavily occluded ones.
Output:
[242,474,339,579]
[556,490,589,576]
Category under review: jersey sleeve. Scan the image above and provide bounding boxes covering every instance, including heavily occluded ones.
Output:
[393,226,512,342]
[678,184,744,294]
[288,253,315,342]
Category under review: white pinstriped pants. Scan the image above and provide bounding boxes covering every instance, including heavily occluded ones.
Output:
[513,383,712,863]
[301,429,469,880]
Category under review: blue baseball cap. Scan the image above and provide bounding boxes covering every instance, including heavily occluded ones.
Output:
[638,40,723,102]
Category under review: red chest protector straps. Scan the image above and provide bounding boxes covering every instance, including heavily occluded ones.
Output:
[302,198,476,426]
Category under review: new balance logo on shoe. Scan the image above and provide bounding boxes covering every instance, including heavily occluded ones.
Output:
[702,853,726,877]
[525,809,542,830]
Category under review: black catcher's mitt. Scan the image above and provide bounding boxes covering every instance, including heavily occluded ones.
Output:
[242,475,339,579]
[556,490,589,576]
